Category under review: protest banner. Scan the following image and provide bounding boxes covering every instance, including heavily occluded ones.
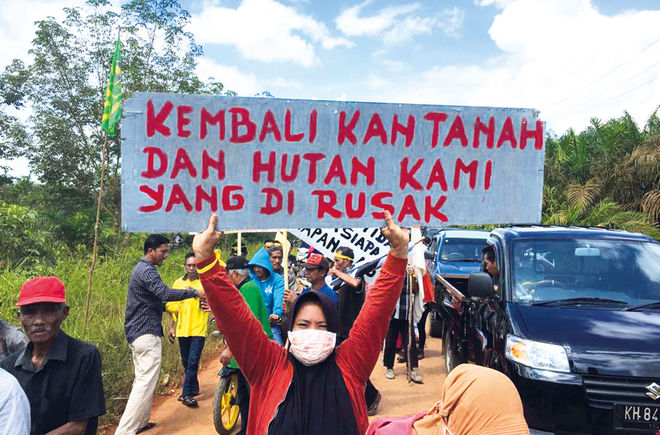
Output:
[289,227,389,264]
[121,93,545,232]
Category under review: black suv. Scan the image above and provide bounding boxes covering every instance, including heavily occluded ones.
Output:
[436,226,660,434]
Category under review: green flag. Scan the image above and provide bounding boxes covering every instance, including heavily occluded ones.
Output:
[101,35,122,136]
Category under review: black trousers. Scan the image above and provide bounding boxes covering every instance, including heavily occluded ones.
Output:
[365,379,379,406]
[236,370,250,435]
[417,308,430,349]
[383,318,418,369]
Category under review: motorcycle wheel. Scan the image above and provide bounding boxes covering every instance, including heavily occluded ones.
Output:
[443,329,463,373]
[213,372,241,435]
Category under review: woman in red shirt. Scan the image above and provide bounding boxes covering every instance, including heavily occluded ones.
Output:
[193,212,409,435]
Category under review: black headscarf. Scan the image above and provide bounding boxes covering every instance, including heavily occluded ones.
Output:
[268,292,359,435]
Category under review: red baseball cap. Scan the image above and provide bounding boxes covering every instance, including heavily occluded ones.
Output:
[16,277,67,307]
[302,253,330,270]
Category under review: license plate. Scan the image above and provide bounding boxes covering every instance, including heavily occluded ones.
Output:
[614,404,660,431]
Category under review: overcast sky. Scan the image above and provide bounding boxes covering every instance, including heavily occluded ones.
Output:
[1,0,660,176]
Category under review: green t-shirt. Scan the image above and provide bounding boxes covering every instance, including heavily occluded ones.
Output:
[228,278,273,369]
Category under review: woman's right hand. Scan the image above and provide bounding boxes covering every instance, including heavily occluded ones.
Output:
[192,214,222,261]
[380,211,409,259]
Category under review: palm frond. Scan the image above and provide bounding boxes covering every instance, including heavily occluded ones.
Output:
[566,178,602,213]
[641,190,660,222]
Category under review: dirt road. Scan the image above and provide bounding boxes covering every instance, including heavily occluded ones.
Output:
[108,334,446,434]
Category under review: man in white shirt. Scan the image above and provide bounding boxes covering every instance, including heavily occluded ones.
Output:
[0,367,30,435]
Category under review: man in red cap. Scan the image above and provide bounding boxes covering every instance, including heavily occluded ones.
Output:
[1,276,106,435]
[300,253,338,307]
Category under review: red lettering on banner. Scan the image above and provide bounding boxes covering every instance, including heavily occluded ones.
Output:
[252,151,276,183]
[350,156,375,186]
[453,158,478,190]
[229,107,257,143]
[521,118,543,150]
[363,113,387,145]
[200,108,225,140]
[170,147,197,178]
[287,190,295,215]
[312,190,342,218]
[398,194,421,221]
[138,184,164,212]
[281,154,300,182]
[426,159,448,191]
[484,160,492,190]
[284,109,303,142]
[222,186,244,211]
[202,150,225,180]
[392,114,415,147]
[165,184,193,212]
[309,109,318,143]
[177,105,193,138]
[497,116,517,149]
[259,110,282,142]
[423,112,448,148]
[338,110,360,145]
[399,157,424,190]
[443,116,468,147]
[303,153,326,184]
[146,100,173,137]
[370,192,394,219]
[141,147,168,179]
[346,192,366,218]
[260,188,283,215]
[425,196,448,223]
[473,116,495,148]
[195,185,217,212]
[324,155,347,185]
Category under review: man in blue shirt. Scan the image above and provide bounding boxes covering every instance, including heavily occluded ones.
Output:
[116,234,203,435]
[300,253,338,307]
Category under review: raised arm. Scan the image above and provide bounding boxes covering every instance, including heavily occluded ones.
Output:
[336,212,409,383]
[142,269,199,302]
[193,215,287,385]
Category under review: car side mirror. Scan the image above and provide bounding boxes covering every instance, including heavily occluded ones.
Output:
[467,272,494,298]
[424,249,435,260]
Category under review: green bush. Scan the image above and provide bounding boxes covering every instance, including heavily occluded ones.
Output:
[0,200,56,268]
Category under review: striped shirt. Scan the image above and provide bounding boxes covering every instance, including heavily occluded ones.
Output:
[392,273,411,320]
[124,258,197,343]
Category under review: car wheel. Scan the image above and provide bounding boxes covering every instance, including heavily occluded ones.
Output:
[430,312,443,338]
[443,329,463,373]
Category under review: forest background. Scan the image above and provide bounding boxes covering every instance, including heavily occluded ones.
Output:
[0,0,658,427]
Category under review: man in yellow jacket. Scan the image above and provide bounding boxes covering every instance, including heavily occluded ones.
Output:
[166,253,209,408]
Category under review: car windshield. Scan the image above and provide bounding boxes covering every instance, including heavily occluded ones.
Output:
[512,238,660,306]
[440,238,486,262]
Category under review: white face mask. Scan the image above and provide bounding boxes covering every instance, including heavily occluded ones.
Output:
[288,329,336,366]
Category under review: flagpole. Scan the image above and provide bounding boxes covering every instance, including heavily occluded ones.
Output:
[84,133,108,332]
[84,33,120,332]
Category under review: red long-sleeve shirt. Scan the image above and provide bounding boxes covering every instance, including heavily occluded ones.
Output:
[198,253,407,435]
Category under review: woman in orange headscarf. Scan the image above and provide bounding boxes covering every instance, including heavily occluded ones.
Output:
[367,364,529,435]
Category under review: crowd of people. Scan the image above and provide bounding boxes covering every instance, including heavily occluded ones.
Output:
[0,212,530,435]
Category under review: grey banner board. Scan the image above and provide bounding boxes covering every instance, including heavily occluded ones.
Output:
[121,93,545,232]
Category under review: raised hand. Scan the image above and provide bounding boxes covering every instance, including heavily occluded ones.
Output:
[192,214,222,261]
[380,210,409,259]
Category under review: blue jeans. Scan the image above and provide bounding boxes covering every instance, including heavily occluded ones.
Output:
[271,325,284,346]
[178,336,205,396]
